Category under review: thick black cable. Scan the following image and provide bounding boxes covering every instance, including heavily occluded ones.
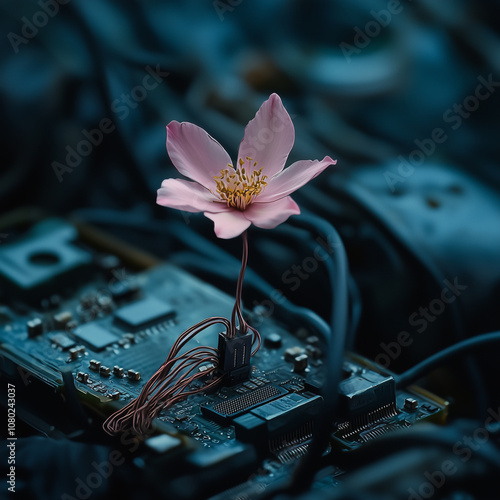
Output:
[284,215,349,493]
[396,330,500,388]
[304,182,489,416]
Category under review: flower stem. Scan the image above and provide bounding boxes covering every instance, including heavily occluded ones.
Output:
[228,232,261,353]
[230,231,248,337]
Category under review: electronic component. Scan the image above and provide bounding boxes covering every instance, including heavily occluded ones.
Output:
[68,345,85,360]
[127,369,141,381]
[305,345,322,359]
[113,296,175,332]
[217,331,252,385]
[337,365,397,437]
[404,397,418,411]
[48,332,76,350]
[234,392,323,442]
[27,318,43,337]
[99,366,111,377]
[113,365,124,377]
[293,354,308,373]
[284,346,305,362]
[53,311,72,328]
[201,385,288,424]
[338,367,396,418]
[89,359,101,371]
[264,333,282,349]
[73,323,119,351]
[76,372,89,383]
[108,390,121,400]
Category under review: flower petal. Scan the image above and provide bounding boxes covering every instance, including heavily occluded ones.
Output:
[167,121,232,187]
[204,210,251,239]
[157,178,224,213]
[258,156,337,203]
[244,196,300,229]
[237,93,294,178]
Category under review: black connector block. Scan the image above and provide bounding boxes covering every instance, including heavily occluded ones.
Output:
[217,331,252,385]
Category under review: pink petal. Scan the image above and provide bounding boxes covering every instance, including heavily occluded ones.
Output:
[157,178,225,213]
[237,93,294,178]
[244,196,300,229]
[258,156,336,203]
[167,121,232,188]
[204,210,251,239]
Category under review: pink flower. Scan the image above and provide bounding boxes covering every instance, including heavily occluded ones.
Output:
[157,93,337,239]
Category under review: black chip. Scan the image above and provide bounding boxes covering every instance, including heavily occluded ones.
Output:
[114,297,175,332]
[73,324,119,351]
[234,393,323,442]
[201,385,288,424]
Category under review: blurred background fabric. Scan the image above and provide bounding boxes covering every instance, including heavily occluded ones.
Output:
[1,0,500,468]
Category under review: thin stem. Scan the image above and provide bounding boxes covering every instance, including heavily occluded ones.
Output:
[230,230,249,337]
[228,231,261,354]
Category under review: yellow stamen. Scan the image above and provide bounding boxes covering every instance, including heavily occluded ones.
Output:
[213,159,267,210]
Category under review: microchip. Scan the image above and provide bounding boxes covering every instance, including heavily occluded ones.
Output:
[73,324,119,351]
[234,392,323,442]
[201,385,288,424]
[338,369,396,420]
[113,297,175,332]
[48,332,76,350]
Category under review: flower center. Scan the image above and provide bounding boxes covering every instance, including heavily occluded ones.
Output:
[213,157,268,210]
